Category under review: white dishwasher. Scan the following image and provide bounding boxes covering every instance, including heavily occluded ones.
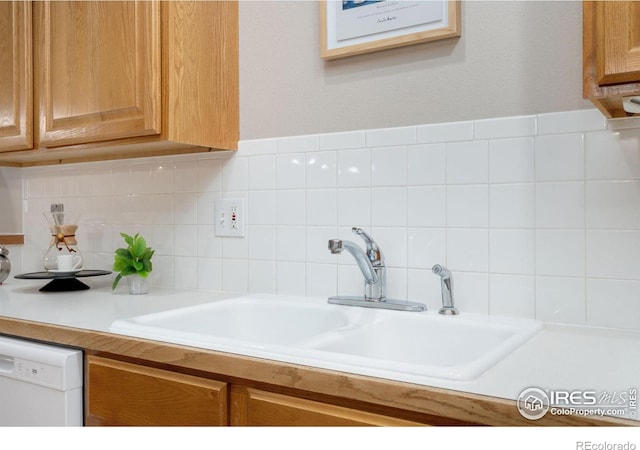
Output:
[0,335,83,426]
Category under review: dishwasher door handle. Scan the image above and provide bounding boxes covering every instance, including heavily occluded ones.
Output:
[0,355,14,373]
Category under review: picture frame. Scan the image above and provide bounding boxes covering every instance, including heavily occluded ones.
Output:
[320,1,461,60]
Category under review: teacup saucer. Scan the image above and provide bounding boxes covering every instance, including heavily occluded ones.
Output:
[47,269,82,276]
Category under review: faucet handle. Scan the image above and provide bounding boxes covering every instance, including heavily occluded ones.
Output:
[351,227,384,265]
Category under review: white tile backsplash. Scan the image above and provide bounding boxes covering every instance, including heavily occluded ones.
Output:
[249,190,276,225]
[371,146,407,186]
[407,143,446,185]
[416,120,474,143]
[276,190,305,225]
[489,229,535,275]
[371,187,407,227]
[306,151,337,188]
[489,183,535,228]
[407,186,446,227]
[535,134,584,181]
[446,185,489,228]
[337,188,370,227]
[586,230,640,279]
[11,108,640,331]
[277,135,318,154]
[536,230,585,277]
[306,189,337,226]
[488,137,534,183]
[474,115,536,140]
[337,148,370,187]
[248,155,276,190]
[585,130,640,180]
[586,181,640,229]
[446,228,489,273]
[407,228,446,270]
[489,274,535,318]
[586,278,640,330]
[535,182,585,229]
[535,276,586,325]
[319,130,366,151]
[537,109,607,135]
[446,140,489,184]
[276,153,306,189]
[366,126,415,148]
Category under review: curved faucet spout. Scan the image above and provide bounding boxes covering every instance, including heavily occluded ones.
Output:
[328,239,378,284]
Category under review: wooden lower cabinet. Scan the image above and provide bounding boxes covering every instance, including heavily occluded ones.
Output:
[86,355,227,426]
[86,355,432,426]
[230,386,425,426]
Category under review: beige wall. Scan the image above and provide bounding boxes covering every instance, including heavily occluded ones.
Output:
[239,1,593,140]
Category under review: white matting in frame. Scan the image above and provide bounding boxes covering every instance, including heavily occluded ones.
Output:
[321,1,461,60]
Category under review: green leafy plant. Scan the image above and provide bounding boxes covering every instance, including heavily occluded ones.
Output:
[112,232,154,290]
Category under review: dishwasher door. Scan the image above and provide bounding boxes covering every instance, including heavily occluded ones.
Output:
[0,335,83,426]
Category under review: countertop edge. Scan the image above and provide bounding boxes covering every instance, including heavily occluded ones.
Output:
[0,315,634,427]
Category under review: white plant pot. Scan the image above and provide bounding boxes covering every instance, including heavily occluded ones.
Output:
[126,274,149,295]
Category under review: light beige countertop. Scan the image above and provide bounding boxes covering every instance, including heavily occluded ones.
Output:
[0,276,638,425]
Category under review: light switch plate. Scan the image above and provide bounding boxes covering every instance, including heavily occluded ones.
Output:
[214,198,245,237]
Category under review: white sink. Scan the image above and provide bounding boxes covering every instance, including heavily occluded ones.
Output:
[110,295,350,346]
[110,294,543,384]
[306,313,542,381]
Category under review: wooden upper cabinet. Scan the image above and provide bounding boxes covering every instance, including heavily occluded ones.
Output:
[0,0,238,166]
[595,1,640,86]
[0,1,32,152]
[34,1,161,148]
[584,1,640,118]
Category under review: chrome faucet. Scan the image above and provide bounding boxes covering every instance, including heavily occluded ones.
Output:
[432,264,459,315]
[327,227,425,312]
[328,227,385,301]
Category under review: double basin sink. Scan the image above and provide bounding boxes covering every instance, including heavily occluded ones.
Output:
[110,294,543,384]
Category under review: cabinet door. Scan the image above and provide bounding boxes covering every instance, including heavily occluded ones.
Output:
[86,355,228,426]
[596,1,640,85]
[34,1,161,148]
[230,387,425,426]
[0,1,32,152]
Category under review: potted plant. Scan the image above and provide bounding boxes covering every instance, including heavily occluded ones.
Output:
[112,232,154,294]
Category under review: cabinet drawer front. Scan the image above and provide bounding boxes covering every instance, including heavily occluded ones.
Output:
[35,1,161,148]
[231,387,425,427]
[86,355,227,426]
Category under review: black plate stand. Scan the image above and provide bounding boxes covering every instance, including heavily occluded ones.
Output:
[39,278,91,292]
[14,270,111,292]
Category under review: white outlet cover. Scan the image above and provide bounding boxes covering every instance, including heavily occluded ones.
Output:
[214,198,245,237]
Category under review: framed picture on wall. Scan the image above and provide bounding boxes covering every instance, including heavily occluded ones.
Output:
[320,1,461,60]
